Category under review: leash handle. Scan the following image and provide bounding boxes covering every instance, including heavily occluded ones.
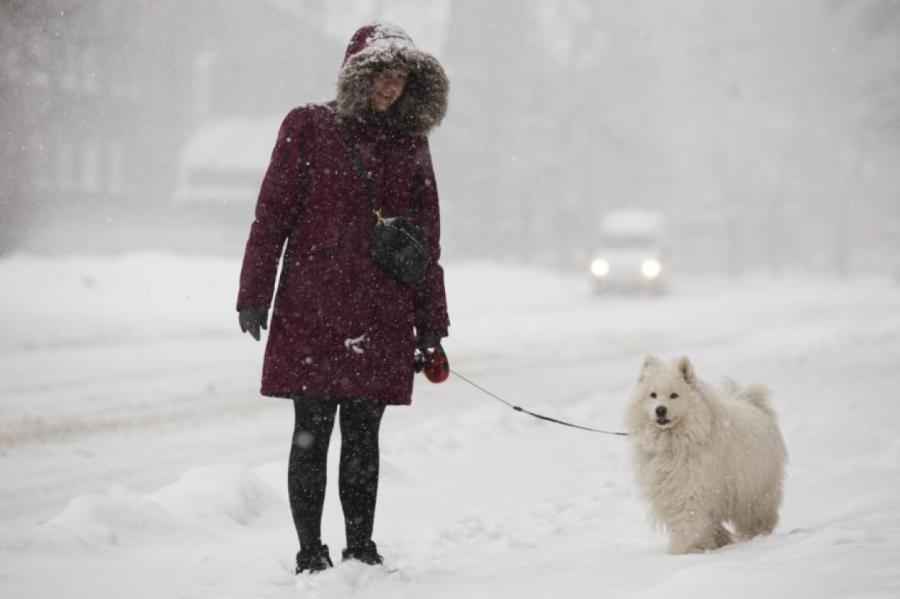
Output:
[448,369,628,437]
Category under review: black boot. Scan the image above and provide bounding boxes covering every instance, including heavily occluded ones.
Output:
[295,543,334,574]
[341,540,383,566]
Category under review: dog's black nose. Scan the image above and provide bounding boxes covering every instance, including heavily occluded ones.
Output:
[655,406,668,418]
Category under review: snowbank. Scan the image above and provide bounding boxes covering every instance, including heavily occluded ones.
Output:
[2,253,900,598]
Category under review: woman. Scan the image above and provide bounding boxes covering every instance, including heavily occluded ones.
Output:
[236,22,450,574]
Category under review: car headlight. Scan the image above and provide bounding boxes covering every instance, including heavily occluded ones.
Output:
[641,258,662,279]
[590,258,610,277]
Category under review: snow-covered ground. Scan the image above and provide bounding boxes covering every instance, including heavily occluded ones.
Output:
[1,253,899,598]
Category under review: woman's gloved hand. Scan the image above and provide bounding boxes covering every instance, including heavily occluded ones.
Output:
[414,331,449,383]
[239,307,269,341]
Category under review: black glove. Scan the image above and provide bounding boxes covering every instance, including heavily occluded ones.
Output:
[238,307,268,341]
[415,330,443,352]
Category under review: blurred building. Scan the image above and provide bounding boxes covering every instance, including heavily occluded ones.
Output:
[1,0,339,253]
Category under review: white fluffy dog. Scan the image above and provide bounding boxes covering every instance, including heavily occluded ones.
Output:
[626,356,787,554]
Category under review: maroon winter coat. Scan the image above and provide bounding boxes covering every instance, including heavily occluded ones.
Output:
[237,24,450,405]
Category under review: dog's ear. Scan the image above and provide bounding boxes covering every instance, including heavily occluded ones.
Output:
[677,356,695,385]
[640,355,662,381]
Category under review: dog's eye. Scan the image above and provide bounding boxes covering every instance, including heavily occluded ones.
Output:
[670,393,679,399]
[650,392,657,398]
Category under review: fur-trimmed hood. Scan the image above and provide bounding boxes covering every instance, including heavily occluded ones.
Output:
[336,22,448,136]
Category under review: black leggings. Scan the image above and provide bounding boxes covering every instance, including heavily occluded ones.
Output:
[288,398,386,551]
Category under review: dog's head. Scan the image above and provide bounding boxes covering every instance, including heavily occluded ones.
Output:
[627,355,706,438]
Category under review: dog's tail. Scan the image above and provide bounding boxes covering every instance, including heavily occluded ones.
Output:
[734,381,776,419]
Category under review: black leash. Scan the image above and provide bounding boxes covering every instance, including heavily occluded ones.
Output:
[449,369,628,437]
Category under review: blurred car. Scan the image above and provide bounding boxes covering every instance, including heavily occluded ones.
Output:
[172,117,281,222]
[588,210,668,294]
[168,117,282,252]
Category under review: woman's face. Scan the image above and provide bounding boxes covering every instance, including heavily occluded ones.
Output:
[370,68,408,112]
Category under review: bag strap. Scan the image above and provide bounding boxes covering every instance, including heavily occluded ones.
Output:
[336,116,384,221]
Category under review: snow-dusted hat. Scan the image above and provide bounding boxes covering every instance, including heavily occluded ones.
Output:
[337,22,448,136]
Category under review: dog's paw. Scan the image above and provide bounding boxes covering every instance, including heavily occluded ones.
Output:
[668,526,731,554]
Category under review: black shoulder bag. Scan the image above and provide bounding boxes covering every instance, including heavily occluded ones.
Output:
[337,116,430,287]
